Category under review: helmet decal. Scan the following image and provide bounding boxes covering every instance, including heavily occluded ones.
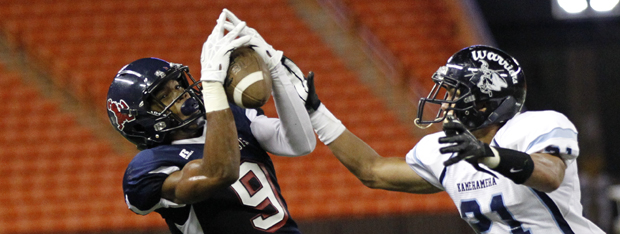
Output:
[470,49,520,84]
[107,98,136,131]
[471,60,508,97]
[155,70,166,79]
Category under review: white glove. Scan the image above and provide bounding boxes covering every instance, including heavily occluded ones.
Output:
[222,8,283,71]
[200,11,251,83]
[282,57,309,102]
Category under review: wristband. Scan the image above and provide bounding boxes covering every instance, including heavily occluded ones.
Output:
[310,104,346,145]
[483,146,534,184]
[202,81,230,113]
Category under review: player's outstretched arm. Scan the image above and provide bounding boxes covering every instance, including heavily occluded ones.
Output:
[305,74,440,194]
[161,12,248,204]
[328,128,441,194]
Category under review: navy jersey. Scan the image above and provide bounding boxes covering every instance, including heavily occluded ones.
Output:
[123,105,301,234]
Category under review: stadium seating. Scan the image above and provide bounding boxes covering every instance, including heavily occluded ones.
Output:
[0,0,464,232]
[0,62,165,233]
[338,0,465,94]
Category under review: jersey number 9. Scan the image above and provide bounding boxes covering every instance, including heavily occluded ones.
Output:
[231,161,289,232]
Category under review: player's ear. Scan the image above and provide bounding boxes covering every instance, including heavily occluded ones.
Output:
[476,102,488,112]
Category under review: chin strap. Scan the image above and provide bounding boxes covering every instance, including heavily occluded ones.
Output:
[482,96,518,128]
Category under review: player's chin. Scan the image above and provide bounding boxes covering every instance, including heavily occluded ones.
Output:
[188,116,205,129]
[180,119,205,138]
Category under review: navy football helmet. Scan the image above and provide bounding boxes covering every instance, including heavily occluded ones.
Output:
[106,58,205,150]
[415,45,526,130]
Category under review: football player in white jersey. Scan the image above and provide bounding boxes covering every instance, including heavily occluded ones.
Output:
[299,45,604,233]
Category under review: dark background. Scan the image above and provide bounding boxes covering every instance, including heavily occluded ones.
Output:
[475,0,620,179]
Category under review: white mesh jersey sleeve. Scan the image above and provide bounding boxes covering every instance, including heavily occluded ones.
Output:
[405,131,450,190]
[492,110,579,165]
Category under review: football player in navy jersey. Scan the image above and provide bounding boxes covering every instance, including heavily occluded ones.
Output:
[106,10,315,233]
[296,45,605,233]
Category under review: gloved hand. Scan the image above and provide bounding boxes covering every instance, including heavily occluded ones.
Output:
[222,8,283,71]
[303,71,343,145]
[200,11,251,83]
[282,57,321,113]
[281,56,308,98]
[439,118,496,176]
[304,71,321,113]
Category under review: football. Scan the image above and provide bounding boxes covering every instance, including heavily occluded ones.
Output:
[224,46,272,108]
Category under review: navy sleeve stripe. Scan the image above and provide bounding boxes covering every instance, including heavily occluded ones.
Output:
[530,189,575,234]
[491,139,500,147]
[439,153,457,185]
[439,167,447,185]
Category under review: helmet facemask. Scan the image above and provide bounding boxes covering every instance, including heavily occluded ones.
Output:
[415,67,523,131]
[143,65,206,143]
[415,66,477,129]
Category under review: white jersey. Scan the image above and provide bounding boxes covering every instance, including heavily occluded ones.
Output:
[406,111,604,234]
